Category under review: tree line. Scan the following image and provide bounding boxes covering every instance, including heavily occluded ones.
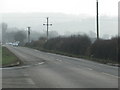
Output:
[1,23,59,45]
[1,23,119,64]
[25,35,119,64]
[2,23,27,45]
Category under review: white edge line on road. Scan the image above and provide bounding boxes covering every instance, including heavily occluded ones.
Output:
[102,72,119,78]
[34,50,39,52]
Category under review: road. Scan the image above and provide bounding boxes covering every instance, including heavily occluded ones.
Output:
[2,46,118,88]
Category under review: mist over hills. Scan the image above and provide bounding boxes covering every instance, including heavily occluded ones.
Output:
[1,13,118,39]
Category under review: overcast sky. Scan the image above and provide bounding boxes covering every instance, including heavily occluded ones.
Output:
[0,0,119,39]
[0,0,119,16]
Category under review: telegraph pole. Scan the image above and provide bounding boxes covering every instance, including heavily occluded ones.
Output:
[96,0,99,39]
[27,27,31,43]
[43,17,52,41]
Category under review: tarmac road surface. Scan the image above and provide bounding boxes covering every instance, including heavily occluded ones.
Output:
[2,46,118,88]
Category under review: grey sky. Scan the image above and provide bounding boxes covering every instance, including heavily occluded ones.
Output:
[0,0,119,16]
[2,13,118,38]
[0,0,119,39]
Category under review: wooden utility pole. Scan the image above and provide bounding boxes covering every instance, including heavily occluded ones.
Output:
[27,27,31,43]
[43,17,52,41]
[96,0,99,39]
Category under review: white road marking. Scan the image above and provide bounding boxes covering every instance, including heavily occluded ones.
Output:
[26,78,35,85]
[56,59,62,62]
[92,65,97,67]
[38,62,45,64]
[86,68,93,70]
[1,62,45,70]
[59,60,62,62]
[102,72,119,78]
[83,68,93,71]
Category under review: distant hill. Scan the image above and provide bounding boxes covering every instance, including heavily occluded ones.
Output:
[1,13,118,38]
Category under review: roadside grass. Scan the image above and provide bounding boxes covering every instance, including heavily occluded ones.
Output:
[2,47,21,67]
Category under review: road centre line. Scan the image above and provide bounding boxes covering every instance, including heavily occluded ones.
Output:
[38,62,45,64]
[84,68,93,71]
[26,78,35,85]
[56,59,62,62]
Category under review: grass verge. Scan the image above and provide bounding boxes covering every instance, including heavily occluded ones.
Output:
[28,46,119,66]
[2,47,21,67]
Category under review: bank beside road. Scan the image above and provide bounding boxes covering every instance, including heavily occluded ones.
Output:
[2,46,21,67]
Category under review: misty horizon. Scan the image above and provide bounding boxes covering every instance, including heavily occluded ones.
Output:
[0,13,118,39]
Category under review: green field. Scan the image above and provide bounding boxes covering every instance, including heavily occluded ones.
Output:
[2,47,20,67]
